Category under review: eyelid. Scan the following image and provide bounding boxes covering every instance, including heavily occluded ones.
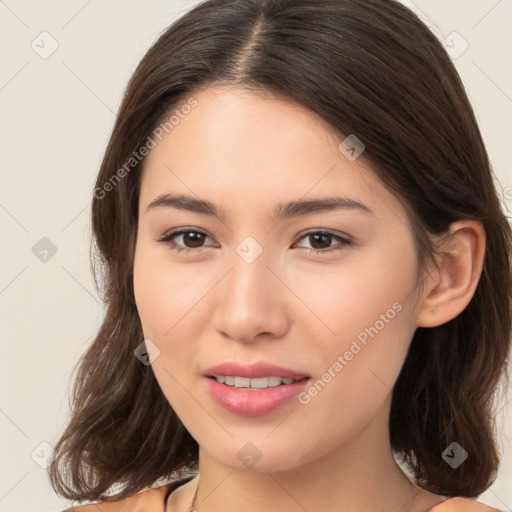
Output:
[157,228,217,249]
[297,228,353,243]
[158,227,352,241]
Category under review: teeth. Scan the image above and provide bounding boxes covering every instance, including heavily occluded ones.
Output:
[214,375,296,389]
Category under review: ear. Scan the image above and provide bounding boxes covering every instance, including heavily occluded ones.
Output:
[415,220,486,328]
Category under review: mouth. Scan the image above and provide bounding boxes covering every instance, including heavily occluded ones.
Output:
[206,375,310,389]
[204,375,311,416]
[202,361,311,415]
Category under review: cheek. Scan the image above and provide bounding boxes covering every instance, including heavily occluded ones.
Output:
[291,246,416,348]
[291,245,417,402]
[133,256,170,339]
[133,244,208,339]
[133,246,202,407]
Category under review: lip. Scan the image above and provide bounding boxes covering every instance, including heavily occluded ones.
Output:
[203,361,309,380]
[204,376,310,416]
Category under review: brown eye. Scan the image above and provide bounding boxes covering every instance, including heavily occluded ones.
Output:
[158,229,216,253]
[179,231,206,248]
[294,231,352,254]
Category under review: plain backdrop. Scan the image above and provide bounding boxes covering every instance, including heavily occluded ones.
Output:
[0,1,511,511]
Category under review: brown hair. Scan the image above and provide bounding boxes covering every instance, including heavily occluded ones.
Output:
[48,0,512,502]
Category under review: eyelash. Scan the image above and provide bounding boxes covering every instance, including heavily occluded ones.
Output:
[157,228,352,255]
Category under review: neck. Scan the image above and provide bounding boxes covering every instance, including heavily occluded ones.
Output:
[184,398,443,512]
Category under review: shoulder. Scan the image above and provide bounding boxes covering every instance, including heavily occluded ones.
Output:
[430,496,504,512]
[60,487,502,512]
[60,483,170,512]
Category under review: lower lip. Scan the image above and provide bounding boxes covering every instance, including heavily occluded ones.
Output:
[204,377,310,416]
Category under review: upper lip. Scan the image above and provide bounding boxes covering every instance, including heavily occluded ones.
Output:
[204,361,309,380]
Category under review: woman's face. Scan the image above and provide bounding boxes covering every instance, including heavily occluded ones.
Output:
[133,85,424,472]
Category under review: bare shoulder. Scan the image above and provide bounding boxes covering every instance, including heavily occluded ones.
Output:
[60,484,170,512]
[430,496,504,512]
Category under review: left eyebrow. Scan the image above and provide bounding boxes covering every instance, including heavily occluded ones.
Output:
[145,193,376,220]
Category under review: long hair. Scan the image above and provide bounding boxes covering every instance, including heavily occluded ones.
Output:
[48,0,512,502]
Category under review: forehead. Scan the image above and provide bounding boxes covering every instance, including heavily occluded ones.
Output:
[139,86,407,225]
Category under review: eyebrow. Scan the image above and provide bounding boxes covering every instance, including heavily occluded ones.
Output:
[145,193,376,220]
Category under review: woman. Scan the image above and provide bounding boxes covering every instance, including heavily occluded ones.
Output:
[50,1,511,511]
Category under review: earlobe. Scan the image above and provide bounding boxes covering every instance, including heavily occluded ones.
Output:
[415,220,486,328]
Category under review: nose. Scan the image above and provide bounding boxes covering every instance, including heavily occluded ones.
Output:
[212,248,290,344]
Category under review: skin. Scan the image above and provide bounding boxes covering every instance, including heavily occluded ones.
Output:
[132,85,486,512]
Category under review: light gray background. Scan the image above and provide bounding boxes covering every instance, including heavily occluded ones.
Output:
[0,1,511,511]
